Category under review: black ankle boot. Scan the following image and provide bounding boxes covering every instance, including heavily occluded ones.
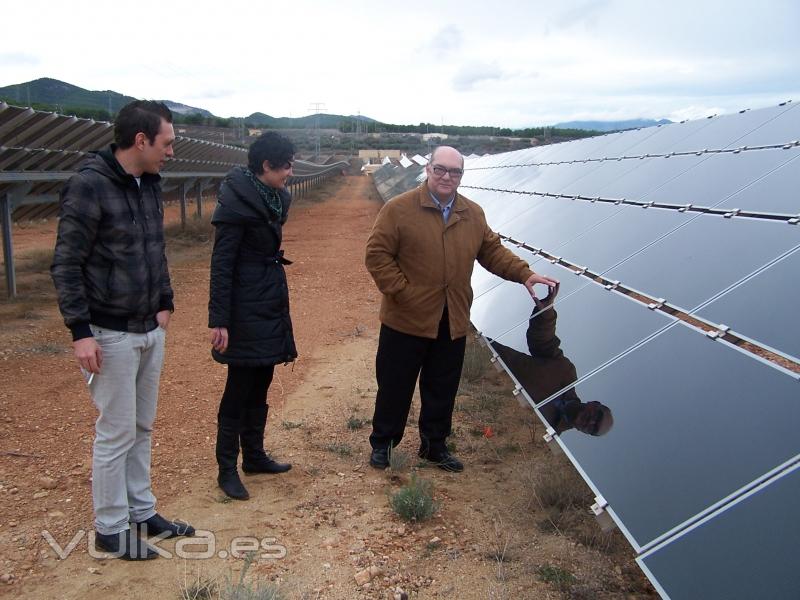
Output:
[216,417,249,500]
[241,404,292,475]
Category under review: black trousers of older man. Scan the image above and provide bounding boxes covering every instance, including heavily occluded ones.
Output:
[369,307,466,455]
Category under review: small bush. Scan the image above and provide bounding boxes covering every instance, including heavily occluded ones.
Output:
[460,338,489,384]
[17,248,54,273]
[221,553,285,600]
[531,464,591,511]
[165,213,214,245]
[280,420,303,430]
[390,473,439,522]
[388,444,410,472]
[346,415,370,430]
[325,442,353,457]
[179,570,218,600]
[537,564,576,592]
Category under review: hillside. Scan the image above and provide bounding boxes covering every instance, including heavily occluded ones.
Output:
[0,78,212,120]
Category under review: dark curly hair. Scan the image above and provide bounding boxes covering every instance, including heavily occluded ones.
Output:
[248,131,295,174]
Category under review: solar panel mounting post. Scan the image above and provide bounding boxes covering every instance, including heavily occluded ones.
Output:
[1,192,16,298]
[180,181,188,230]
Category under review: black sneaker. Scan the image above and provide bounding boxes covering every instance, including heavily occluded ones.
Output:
[418,449,464,473]
[133,513,195,539]
[369,448,390,469]
[94,529,158,561]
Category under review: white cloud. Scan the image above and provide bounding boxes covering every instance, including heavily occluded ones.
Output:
[0,0,798,127]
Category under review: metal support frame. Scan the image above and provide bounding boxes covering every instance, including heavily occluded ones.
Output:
[1,192,16,298]
[180,181,189,229]
[196,181,203,218]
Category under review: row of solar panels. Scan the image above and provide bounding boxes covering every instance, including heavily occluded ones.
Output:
[0,102,349,297]
[0,102,349,219]
[369,102,799,599]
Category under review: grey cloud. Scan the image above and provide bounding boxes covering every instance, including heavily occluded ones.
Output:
[452,62,504,92]
[424,25,463,58]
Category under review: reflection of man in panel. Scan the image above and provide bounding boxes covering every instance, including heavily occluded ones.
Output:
[494,283,614,436]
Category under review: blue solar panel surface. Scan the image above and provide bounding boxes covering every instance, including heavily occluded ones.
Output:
[462,102,800,599]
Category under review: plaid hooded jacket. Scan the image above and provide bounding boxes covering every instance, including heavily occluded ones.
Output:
[51,147,174,341]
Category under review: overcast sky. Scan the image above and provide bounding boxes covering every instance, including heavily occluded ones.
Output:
[1,0,798,127]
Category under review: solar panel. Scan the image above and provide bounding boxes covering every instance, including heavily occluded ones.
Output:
[641,149,800,211]
[460,102,800,599]
[603,213,800,311]
[638,461,800,600]
[693,247,800,361]
[550,204,693,274]
[538,322,800,551]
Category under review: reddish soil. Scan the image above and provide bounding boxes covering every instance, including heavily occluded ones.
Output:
[0,176,656,599]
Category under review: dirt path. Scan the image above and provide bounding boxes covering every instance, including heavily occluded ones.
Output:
[0,175,655,599]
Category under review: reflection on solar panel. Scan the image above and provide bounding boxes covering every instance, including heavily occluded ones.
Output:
[462,102,800,599]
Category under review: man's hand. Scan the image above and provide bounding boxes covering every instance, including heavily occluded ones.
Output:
[156,309,171,330]
[533,281,561,312]
[210,327,229,353]
[524,273,559,302]
[74,337,102,374]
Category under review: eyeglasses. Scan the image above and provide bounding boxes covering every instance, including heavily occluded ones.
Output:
[584,404,605,436]
[431,164,464,178]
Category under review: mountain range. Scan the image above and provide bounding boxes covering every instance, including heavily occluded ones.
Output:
[0,78,671,132]
[0,78,375,128]
[554,118,672,132]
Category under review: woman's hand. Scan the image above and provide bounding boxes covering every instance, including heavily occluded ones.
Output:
[210,327,229,353]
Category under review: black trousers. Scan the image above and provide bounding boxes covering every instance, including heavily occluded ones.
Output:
[218,365,275,421]
[369,308,466,454]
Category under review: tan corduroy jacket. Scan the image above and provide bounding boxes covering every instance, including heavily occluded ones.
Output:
[365,183,534,339]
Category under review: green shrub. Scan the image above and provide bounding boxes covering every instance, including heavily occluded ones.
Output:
[537,564,576,592]
[390,473,439,522]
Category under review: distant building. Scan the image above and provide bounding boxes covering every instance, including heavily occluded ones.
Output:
[358,149,402,160]
[422,133,449,141]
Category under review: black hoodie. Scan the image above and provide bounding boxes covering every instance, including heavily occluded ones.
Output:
[51,146,174,340]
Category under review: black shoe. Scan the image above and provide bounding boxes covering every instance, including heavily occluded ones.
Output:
[218,469,250,500]
[419,449,464,473]
[240,404,291,474]
[94,529,158,561]
[133,513,195,538]
[369,448,389,470]
[242,455,292,475]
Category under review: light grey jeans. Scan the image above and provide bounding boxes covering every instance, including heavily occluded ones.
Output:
[89,325,165,535]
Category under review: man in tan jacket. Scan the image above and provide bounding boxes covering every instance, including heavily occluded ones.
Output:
[365,146,558,471]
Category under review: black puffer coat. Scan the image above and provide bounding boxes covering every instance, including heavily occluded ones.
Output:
[208,167,297,366]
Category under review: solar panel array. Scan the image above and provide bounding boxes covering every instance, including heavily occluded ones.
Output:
[0,102,349,297]
[463,103,799,599]
[0,102,349,219]
[371,102,799,599]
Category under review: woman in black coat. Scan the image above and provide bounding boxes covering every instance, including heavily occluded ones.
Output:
[208,131,297,500]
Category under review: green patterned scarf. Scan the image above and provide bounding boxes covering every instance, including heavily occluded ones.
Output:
[244,168,282,220]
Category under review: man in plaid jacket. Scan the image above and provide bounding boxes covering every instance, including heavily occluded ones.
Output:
[51,100,194,560]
